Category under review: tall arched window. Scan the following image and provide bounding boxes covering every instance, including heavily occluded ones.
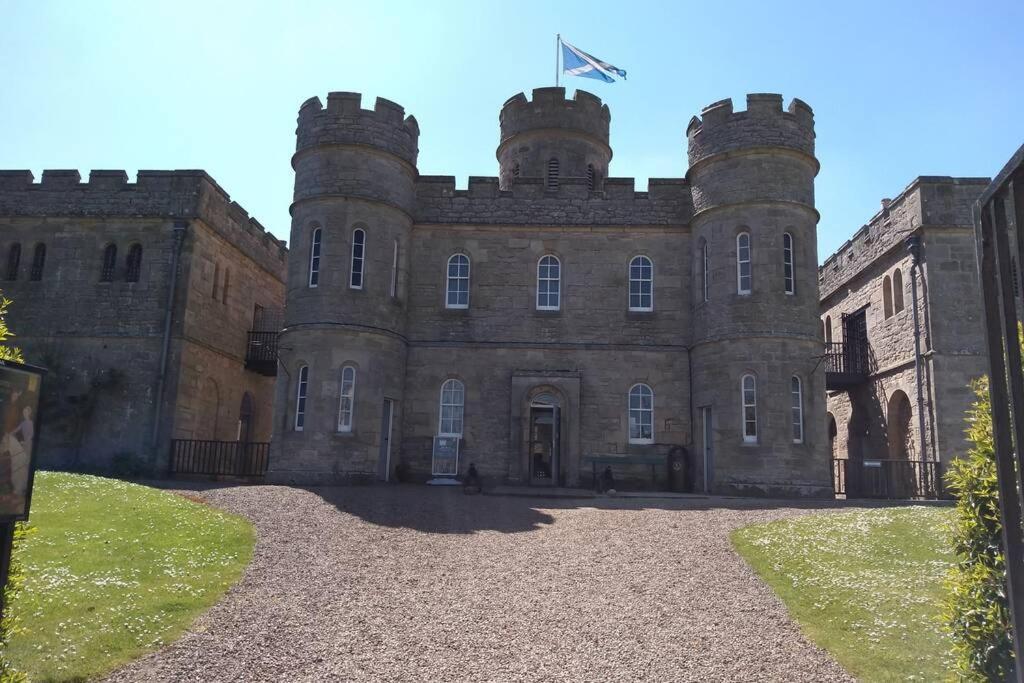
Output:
[350,228,365,289]
[736,232,751,294]
[629,255,653,311]
[536,255,561,310]
[439,379,465,437]
[741,374,757,442]
[628,383,654,444]
[446,254,470,309]
[125,243,142,282]
[546,158,559,190]
[586,164,596,191]
[783,232,795,294]
[701,239,710,302]
[4,243,20,282]
[294,365,309,431]
[308,227,322,288]
[100,243,117,282]
[882,275,893,318]
[337,366,356,432]
[29,243,46,281]
[893,268,904,312]
[791,376,804,443]
[824,316,833,343]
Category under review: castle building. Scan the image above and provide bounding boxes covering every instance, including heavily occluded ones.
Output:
[0,170,286,472]
[269,88,832,497]
[819,176,992,485]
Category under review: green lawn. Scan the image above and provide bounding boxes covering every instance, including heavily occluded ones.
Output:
[732,506,954,682]
[9,472,255,682]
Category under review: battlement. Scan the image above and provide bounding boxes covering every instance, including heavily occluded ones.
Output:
[499,87,610,146]
[414,174,690,225]
[686,94,815,168]
[295,92,420,167]
[0,169,288,275]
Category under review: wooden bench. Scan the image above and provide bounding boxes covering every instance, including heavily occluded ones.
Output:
[582,454,667,491]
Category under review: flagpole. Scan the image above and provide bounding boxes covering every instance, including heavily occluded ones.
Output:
[555,34,560,87]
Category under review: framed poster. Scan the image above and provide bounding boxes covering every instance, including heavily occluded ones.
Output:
[0,360,45,522]
[431,436,459,477]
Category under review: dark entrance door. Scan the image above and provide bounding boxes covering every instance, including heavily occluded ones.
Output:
[842,309,869,375]
[529,404,561,486]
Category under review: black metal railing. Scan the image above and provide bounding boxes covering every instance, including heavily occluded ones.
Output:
[170,439,270,477]
[832,457,942,499]
[824,340,870,390]
[245,330,278,376]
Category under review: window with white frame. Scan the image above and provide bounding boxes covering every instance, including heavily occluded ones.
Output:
[628,383,654,443]
[629,255,653,311]
[390,239,399,298]
[337,366,356,432]
[702,239,710,302]
[295,365,309,431]
[308,228,322,288]
[537,255,561,310]
[791,375,804,443]
[446,254,470,308]
[783,232,795,294]
[438,379,465,436]
[737,232,752,294]
[741,374,757,442]
[350,228,365,289]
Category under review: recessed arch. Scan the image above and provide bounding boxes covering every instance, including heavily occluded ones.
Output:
[893,268,905,313]
[883,274,893,318]
[887,390,913,460]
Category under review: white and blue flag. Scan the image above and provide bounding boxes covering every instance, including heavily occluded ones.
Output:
[560,39,627,83]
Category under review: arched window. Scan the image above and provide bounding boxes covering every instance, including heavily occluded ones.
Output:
[824,316,833,343]
[701,239,710,302]
[212,261,220,299]
[4,243,20,282]
[350,228,365,289]
[439,379,465,437]
[308,227,322,288]
[390,238,399,298]
[294,365,309,431]
[536,255,561,310]
[100,243,117,282]
[546,158,559,190]
[222,268,230,304]
[125,243,142,282]
[887,390,914,460]
[791,376,804,443]
[629,255,653,311]
[882,275,893,318]
[893,268,904,312]
[446,254,470,309]
[741,374,757,442]
[586,164,596,191]
[29,243,46,281]
[736,232,751,294]
[337,366,356,432]
[783,232,795,294]
[628,383,654,444]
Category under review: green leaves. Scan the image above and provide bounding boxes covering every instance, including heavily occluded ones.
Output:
[0,294,22,364]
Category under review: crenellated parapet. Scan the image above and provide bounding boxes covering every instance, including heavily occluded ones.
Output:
[686,94,815,169]
[295,92,420,167]
[0,169,287,275]
[499,87,610,146]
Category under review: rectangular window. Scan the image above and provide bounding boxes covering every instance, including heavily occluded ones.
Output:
[350,229,365,289]
[295,365,309,431]
[702,242,710,302]
[309,228,322,288]
[737,233,752,295]
[337,366,356,432]
[783,233,795,295]
[791,376,804,443]
[742,375,757,442]
[390,239,399,298]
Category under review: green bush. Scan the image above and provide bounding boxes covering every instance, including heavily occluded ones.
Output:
[944,374,1015,681]
[0,523,32,683]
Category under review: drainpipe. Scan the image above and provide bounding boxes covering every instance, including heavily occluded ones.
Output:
[906,233,929,463]
[150,220,188,452]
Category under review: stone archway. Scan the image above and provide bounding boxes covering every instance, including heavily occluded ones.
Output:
[826,412,838,458]
[887,390,914,460]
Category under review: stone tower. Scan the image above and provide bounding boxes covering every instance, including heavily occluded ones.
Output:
[497,87,611,191]
[270,92,419,483]
[687,94,830,496]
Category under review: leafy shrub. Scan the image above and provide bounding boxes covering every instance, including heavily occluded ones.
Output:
[0,523,32,682]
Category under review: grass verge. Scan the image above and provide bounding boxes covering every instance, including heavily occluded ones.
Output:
[732,506,953,682]
[9,472,254,681]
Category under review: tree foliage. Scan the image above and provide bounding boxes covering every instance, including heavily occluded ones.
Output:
[0,295,22,364]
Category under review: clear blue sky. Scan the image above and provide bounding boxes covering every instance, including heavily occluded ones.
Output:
[2,0,1021,261]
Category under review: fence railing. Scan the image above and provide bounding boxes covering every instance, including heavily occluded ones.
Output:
[824,341,869,376]
[832,457,943,499]
[245,330,278,375]
[170,439,270,477]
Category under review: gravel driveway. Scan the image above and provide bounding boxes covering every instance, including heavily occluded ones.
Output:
[107,485,852,682]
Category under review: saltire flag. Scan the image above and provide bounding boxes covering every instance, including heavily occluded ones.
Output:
[561,39,627,83]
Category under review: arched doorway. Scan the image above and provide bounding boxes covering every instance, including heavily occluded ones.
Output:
[887,390,913,460]
[238,392,254,443]
[827,412,838,458]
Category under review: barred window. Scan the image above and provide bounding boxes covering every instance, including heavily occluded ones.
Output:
[628,383,654,444]
[546,158,559,190]
[512,163,520,179]
[628,255,653,311]
[125,243,142,282]
[791,376,804,443]
[783,232,795,294]
[446,254,470,309]
[308,227,322,288]
[439,379,465,437]
[736,232,751,294]
[29,243,45,281]
[742,374,757,442]
[536,255,561,310]
[586,164,595,191]
[295,365,309,431]
[350,228,365,289]
[337,366,356,432]
[100,244,117,282]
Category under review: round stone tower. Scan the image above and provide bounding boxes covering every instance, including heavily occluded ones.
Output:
[270,92,419,484]
[687,94,831,497]
[497,87,611,190]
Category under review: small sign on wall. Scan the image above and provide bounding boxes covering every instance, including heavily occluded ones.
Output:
[0,360,44,522]
[431,436,459,477]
